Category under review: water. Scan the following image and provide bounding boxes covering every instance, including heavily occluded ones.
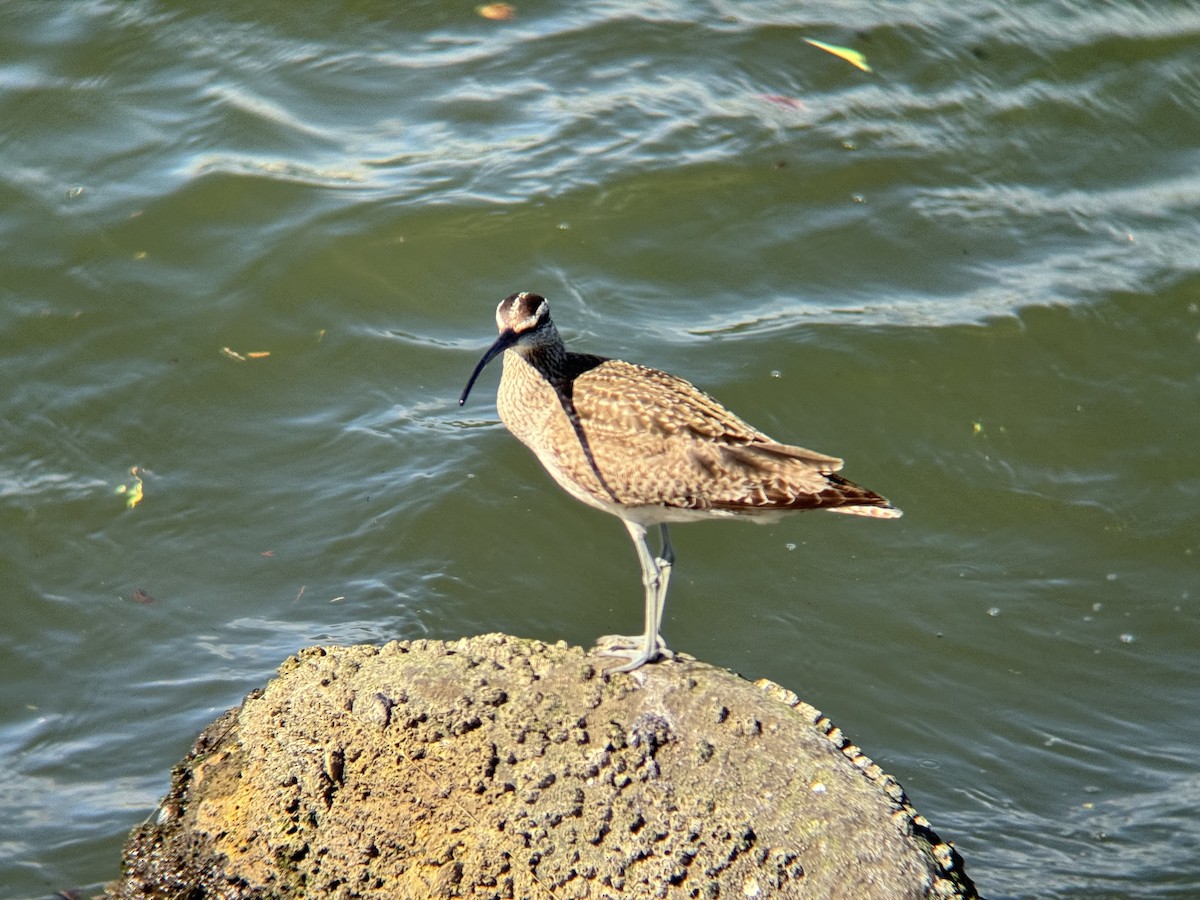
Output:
[2,1,1198,896]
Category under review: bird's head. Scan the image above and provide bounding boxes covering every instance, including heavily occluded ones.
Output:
[459,291,556,405]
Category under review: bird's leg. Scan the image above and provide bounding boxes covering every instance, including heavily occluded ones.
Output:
[594,520,674,672]
[653,524,674,637]
[595,523,676,654]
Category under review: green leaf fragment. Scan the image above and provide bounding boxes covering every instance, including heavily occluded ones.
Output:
[804,38,872,73]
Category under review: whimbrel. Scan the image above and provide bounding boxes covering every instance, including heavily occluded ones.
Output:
[459,292,901,673]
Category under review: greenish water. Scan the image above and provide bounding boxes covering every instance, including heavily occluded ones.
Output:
[2,2,1199,896]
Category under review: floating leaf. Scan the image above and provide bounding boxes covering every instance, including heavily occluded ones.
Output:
[758,94,806,110]
[116,465,144,509]
[221,346,270,361]
[804,37,872,73]
[132,588,158,605]
[477,3,516,20]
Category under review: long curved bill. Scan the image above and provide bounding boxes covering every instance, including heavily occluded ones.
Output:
[459,329,518,405]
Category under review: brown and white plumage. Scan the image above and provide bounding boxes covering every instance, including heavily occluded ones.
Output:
[460,291,900,672]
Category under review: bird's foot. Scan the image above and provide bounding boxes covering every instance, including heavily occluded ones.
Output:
[592,634,674,673]
[593,633,672,654]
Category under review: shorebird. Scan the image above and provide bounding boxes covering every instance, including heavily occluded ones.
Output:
[459,292,901,673]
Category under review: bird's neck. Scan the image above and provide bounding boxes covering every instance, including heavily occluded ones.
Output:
[512,328,570,384]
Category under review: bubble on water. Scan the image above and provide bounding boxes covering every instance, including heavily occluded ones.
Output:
[1105,573,1118,582]
[785,542,796,551]
[1119,633,1135,644]
[987,607,1001,617]
[770,369,781,378]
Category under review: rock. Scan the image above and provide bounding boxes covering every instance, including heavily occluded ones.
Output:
[111,634,979,899]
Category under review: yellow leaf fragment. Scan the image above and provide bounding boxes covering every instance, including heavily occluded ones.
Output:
[246,351,271,359]
[477,3,516,20]
[972,422,983,435]
[804,37,872,73]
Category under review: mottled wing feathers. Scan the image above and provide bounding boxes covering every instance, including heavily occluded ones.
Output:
[567,356,896,516]
[572,358,807,448]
